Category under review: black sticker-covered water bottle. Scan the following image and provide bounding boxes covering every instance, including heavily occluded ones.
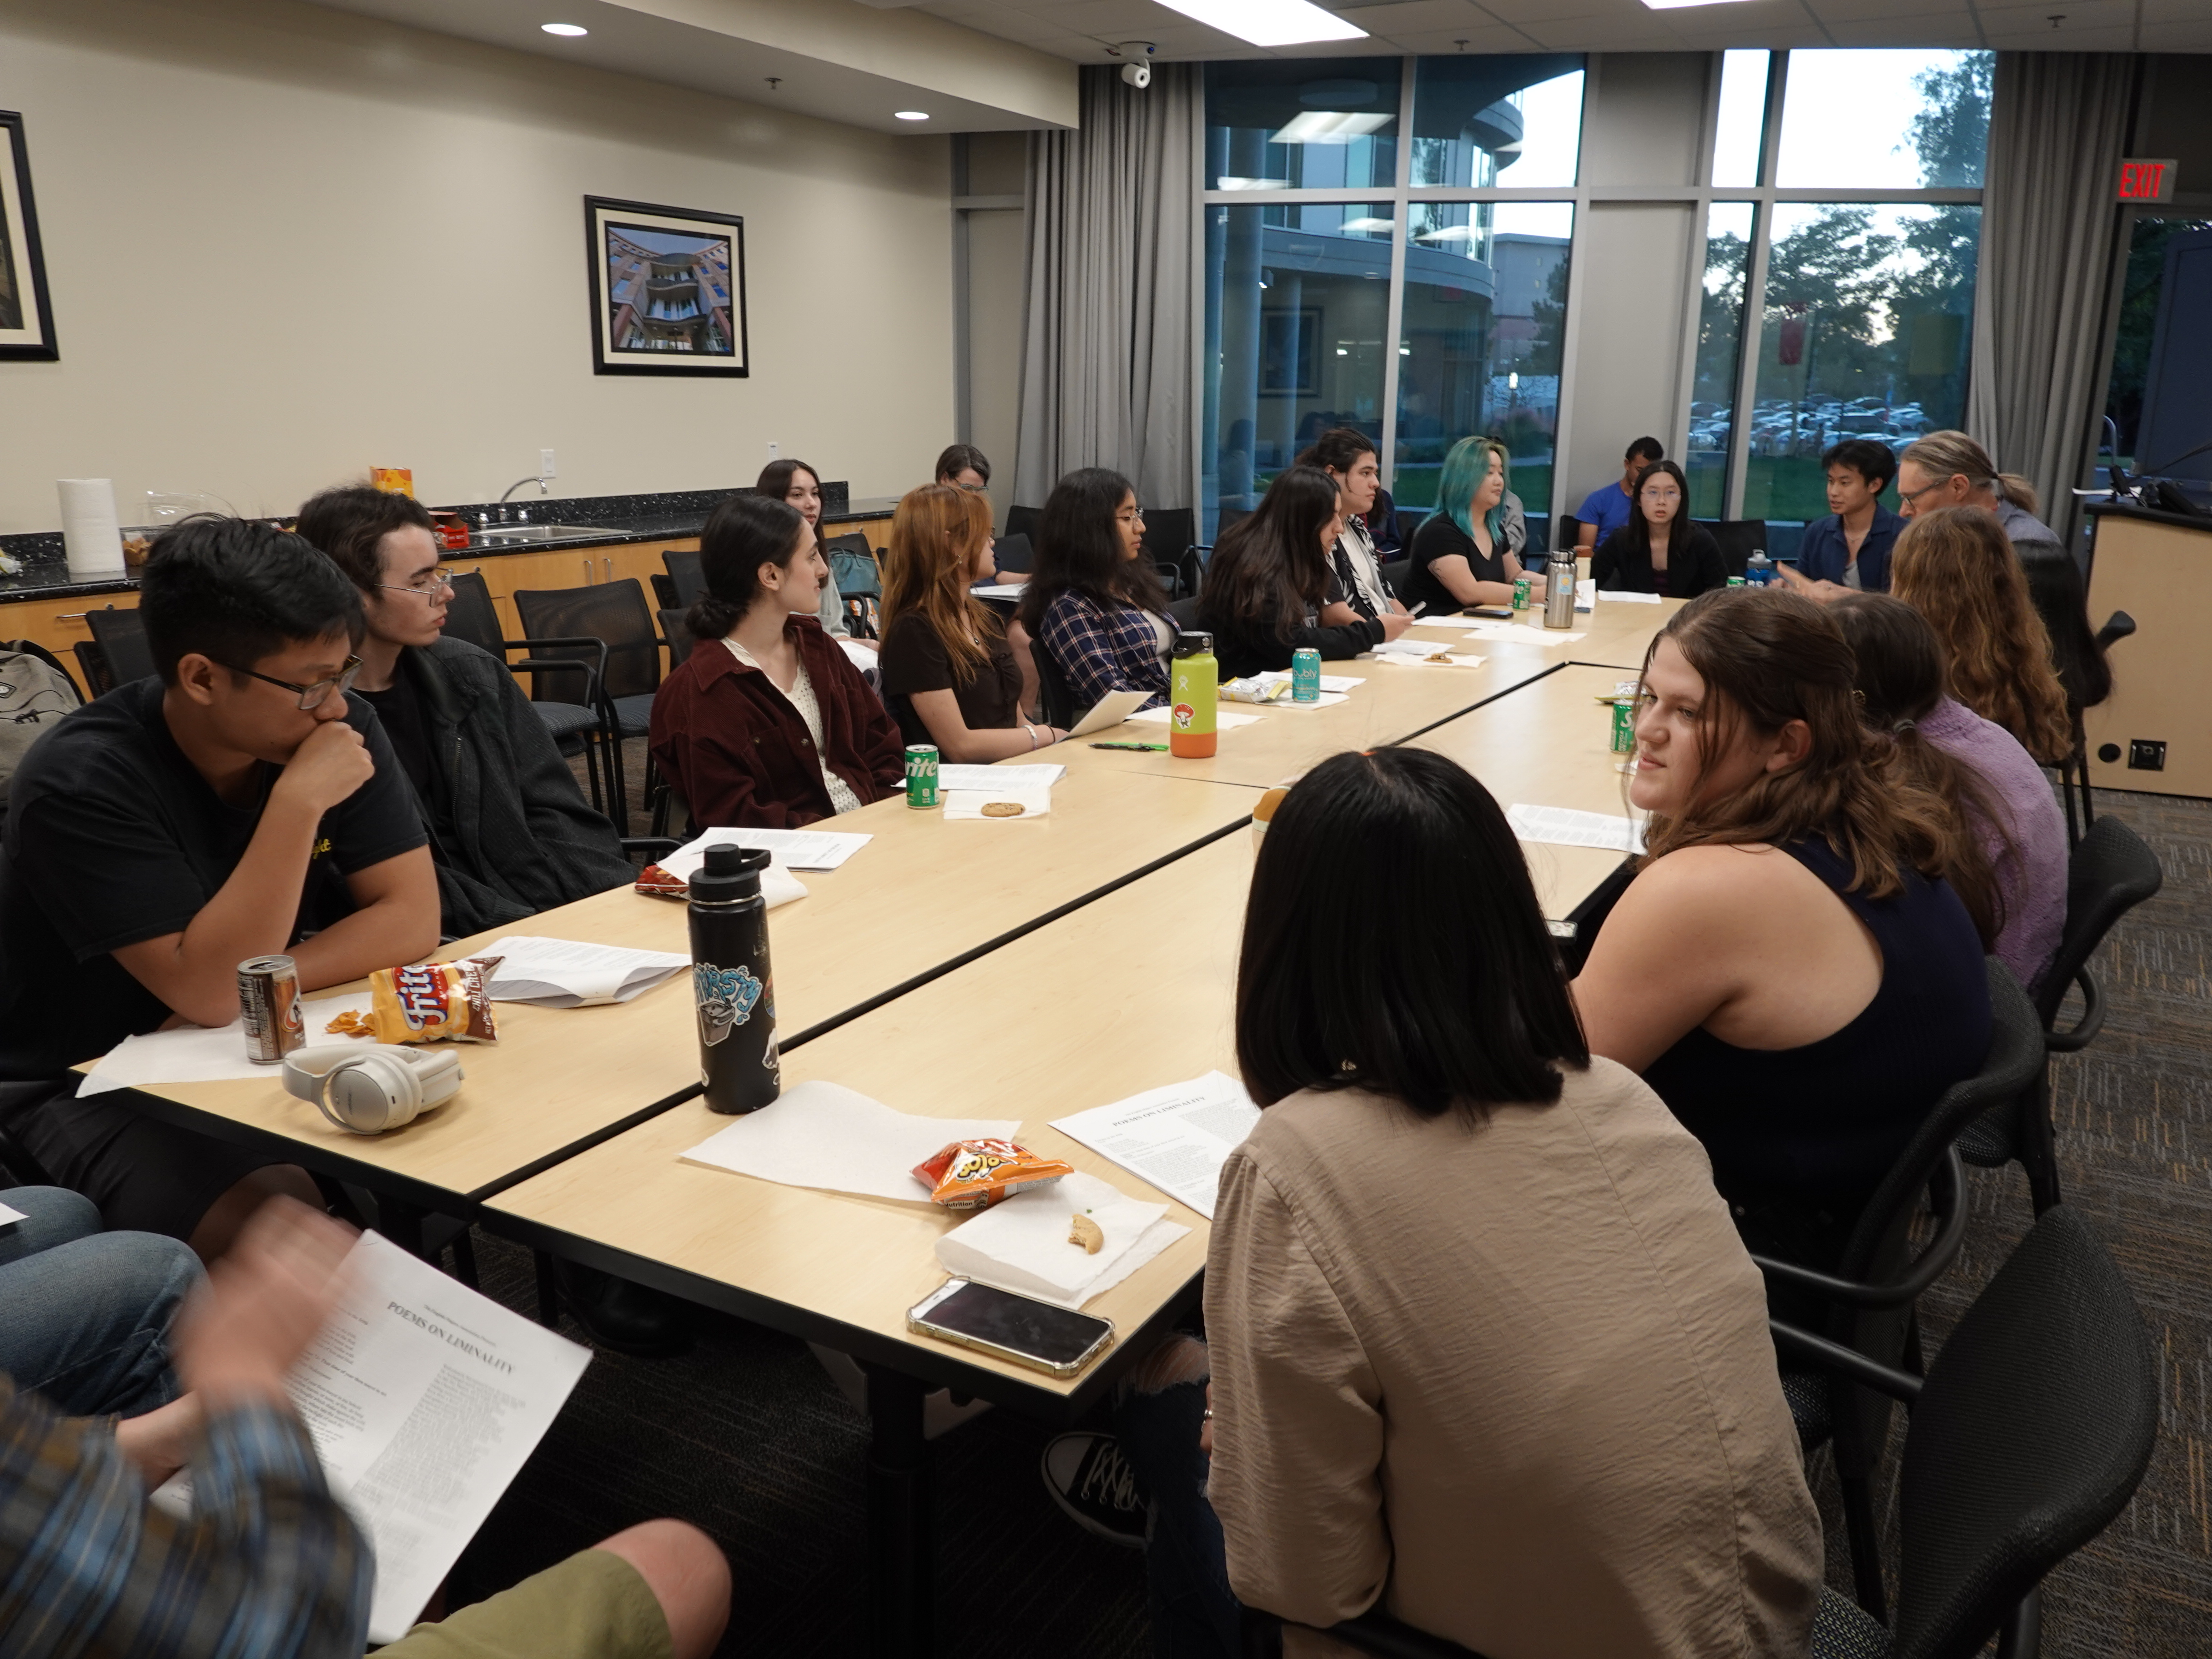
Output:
[688,844,780,1114]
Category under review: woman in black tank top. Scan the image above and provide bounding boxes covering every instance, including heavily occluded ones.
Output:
[1574,588,1994,1271]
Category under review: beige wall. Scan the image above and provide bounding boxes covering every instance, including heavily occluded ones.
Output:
[0,0,957,533]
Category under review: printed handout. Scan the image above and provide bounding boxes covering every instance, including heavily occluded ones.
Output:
[1506,803,1648,855]
[1050,1071,1261,1220]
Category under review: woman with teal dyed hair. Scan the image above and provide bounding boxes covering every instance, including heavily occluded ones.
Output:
[1403,437,1542,616]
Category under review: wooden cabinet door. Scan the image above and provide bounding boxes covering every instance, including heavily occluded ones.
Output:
[0,590,140,697]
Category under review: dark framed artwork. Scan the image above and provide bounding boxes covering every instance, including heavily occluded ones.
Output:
[0,111,57,362]
[1260,308,1320,396]
[585,196,747,377]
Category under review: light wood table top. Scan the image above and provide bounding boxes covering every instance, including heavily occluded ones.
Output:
[90,765,1259,1209]
[488,830,1257,1410]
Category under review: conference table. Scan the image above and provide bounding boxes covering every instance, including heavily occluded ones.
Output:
[83,595,1681,1655]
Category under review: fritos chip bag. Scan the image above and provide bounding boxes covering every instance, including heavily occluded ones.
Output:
[634,863,688,900]
[327,956,502,1044]
[911,1138,1072,1212]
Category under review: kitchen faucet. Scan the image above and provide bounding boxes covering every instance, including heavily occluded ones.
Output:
[493,475,550,524]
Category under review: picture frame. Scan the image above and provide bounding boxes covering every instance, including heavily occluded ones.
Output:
[585,195,747,377]
[1260,308,1321,397]
[0,111,58,362]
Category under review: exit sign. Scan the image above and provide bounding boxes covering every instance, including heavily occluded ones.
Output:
[2119,158,2178,202]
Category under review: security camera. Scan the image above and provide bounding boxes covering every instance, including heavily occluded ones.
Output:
[1120,60,1151,89]
[1112,42,1155,89]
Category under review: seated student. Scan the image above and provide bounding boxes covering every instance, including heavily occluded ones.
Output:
[1051,749,1820,1658]
[758,457,859,643]
[649,493,903,828]
[1198,467,1409,677]
[0,517,439,1260]
[1402,436,1542,613]
[1831,594,2066,990]
[2017,536,2115,723]
[1781,437,1902,598]
[1591,461,1729,598]
[1895,430,2064,555]
[934,442,991,495]
[0,1196,732,1659]
[1016,467,1178,714]
[294,486,633,939]
[1574,588,1991,1277]
[1294,427,1409,625]
[1575,436,1666,550]
[1890,504,2075,766]
[878,483,1067,759]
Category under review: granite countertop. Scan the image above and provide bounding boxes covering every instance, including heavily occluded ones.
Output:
[0,487,901,604]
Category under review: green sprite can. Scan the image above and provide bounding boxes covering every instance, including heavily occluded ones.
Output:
[1512,575,1531,610]
[1610,699,1636,755]
[1727,575,1746,588]
[903,744,940,809]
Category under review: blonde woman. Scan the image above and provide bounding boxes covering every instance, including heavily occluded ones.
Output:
[1890,505,2074,765]
[878,484,1066,761]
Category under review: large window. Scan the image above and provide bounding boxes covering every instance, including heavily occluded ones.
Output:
[2103,216,2212,472]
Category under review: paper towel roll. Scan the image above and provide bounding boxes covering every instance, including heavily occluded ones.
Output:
[58,479,126,579]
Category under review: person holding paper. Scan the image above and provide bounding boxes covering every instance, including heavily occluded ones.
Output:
[878,483,1067,760]
[0,1197,733,1659]
[649,493,905,830]
[294,485,634,938]
[1051,749,1820,1656]
[1016,468,1179,717]
[1573,588,1990,1288]
[0,518,438,1259]
[1400,437,1544,613]
[1196,467,1406,678]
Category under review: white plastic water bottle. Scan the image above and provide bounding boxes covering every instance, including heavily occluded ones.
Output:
[1745,548,1773,587]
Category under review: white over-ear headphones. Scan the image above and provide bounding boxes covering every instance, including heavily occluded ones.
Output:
[282,1045,464,1135]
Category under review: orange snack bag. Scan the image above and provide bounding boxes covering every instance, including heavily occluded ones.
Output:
[327,956,502,1043]
[911,1138,1073,1212]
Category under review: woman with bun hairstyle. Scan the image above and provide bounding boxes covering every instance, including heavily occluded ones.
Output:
[757,457,858,641]
[1198,466,1409,678]
[1590,460,1727,598]
[1830,593,2064,990]
[649,493,903,828]
[1574,587,1990,1276]
[1889,504,2074,765]
[878,483,1066,760]
[1017,467,1178,714]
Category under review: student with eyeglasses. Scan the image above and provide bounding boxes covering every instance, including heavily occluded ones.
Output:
[0,517,439,1261]
[294,487,633,940]
[1589,460,1727,599]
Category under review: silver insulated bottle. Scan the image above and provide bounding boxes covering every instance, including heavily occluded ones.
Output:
[1543,551,1577,628]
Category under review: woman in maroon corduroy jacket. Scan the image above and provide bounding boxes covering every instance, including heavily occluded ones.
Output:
[649,494,904,829]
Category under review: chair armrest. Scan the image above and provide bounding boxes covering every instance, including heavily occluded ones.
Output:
[2045,965,2103,1053]
[621,837,681,861]
[504,635,610,707]
[2094,610,2136,650]
[1769,1319,1924,1405]
[1749,1146,1968,1309]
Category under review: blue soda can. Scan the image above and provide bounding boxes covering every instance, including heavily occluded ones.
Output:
[1291,648,1322,703]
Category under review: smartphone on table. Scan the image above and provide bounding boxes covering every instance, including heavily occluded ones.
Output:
[907,1278,1116,1379]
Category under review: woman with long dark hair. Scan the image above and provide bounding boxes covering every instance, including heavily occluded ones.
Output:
[1197,467,1408,677]
[1066,749,1820,1659]
[1574,587,1990,1273]
[649,493,902,828]
[2015,535,2114,717]
[756,457,858,641]
[1016,468,1178,714]
[1589,460,1727,597]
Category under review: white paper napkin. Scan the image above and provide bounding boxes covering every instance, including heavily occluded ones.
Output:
[679,1081,1020,1202]
[935,1171,1189,1308]
[943,784,1053,820]
[79,993,374,1096]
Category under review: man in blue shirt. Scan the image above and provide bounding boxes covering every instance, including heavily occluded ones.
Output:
[1784,438,1902,598]
[1574,437,1665,549]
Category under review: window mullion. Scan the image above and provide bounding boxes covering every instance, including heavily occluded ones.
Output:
[1380,58,1415,491]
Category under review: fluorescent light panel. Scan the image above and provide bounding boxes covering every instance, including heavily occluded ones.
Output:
[1153,0,1366,47]
[1640,0,1757,9]
[1271,111,1392,144]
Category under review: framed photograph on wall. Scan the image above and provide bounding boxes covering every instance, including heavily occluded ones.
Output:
[0,111,58,362]
[585,196,746,377]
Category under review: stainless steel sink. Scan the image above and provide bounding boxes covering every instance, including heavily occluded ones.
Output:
[469,523,619,544]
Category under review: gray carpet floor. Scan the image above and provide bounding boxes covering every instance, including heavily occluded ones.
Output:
[482,754,2208,1656]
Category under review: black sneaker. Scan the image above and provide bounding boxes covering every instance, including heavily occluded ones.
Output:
[1041,1431,1148,1548]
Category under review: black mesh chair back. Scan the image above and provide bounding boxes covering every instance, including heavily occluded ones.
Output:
[658,609,697,674]
[71,640,113,699]
[650,572,679,611]
[2036,816,2162,1032]
[1557,512,1583,552]
[1169,594,1203,628]
[84,607,155,684]
[993,532,1034,574]
[664,548,706,612]
[1141,507,1196,566]
[1005,504,1040,544]
[1032,636,1081,729]
[514,580,660,703]
[1380,559,1411,600]
[1217,507,1251,543]
[442,572,508,659]
[1703,519,1770,579]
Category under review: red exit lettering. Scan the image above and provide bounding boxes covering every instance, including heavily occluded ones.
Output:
[2118,159,2177,202]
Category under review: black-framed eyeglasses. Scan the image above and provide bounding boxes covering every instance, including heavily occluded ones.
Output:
[1896,477,1953,508]
[378,574,455,601]
[221,654,363,710]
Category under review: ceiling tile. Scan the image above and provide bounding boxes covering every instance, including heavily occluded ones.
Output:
[1982,23,2138,45]
[2137,20,2212,45]
[1976,0,2133,28]
[1802,0,1966,19]
[1518,18,1694,47]
[2137,0,2212,19]
[1377,21,1546,49]
[1822,15,1992,42]
[1340,0,1499,34]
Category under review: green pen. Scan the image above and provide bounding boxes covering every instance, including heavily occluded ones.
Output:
[1090,740,1171,751]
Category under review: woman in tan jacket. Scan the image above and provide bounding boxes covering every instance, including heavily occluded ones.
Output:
[1060,749,1822,1658]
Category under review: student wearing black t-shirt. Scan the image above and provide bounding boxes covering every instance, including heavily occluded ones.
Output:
[878,483,1067,760]
[294,487,633,939]
[0,518,438,1259]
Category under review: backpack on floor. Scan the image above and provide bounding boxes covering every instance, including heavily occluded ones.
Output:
[0,639,83,810]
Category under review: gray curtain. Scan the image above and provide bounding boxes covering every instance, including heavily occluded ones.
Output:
[1012,64,1200,513]
[1968,52,2135,537]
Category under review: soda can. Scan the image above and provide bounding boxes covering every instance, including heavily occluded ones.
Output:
[904,744,940,809]
[1290,648,1322,703]
[1609,699,1636,755]
[1512,576,1531,611]
[237,954,305,1064]
[1727,576,1746,588]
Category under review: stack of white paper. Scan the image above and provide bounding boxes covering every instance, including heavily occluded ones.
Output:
[79,993,374,1096]
[478,936,689,1007]
[668,824,869,872]
[1599,588,1663,604]
[937,763,1066,792]
[1050,1071,1260,1220]
[935,1171,1188,1309]
[679,1080,1020,1201]
[1506,803,1648,854]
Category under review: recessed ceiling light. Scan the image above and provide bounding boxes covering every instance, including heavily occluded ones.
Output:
[541,22,588,35]
[1271,111,1392,145]
[1639,0,1756,9]
[895,110,930,121]
[1152,0,1364,48]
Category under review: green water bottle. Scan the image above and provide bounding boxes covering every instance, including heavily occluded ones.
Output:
[1169,631,1217,759]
